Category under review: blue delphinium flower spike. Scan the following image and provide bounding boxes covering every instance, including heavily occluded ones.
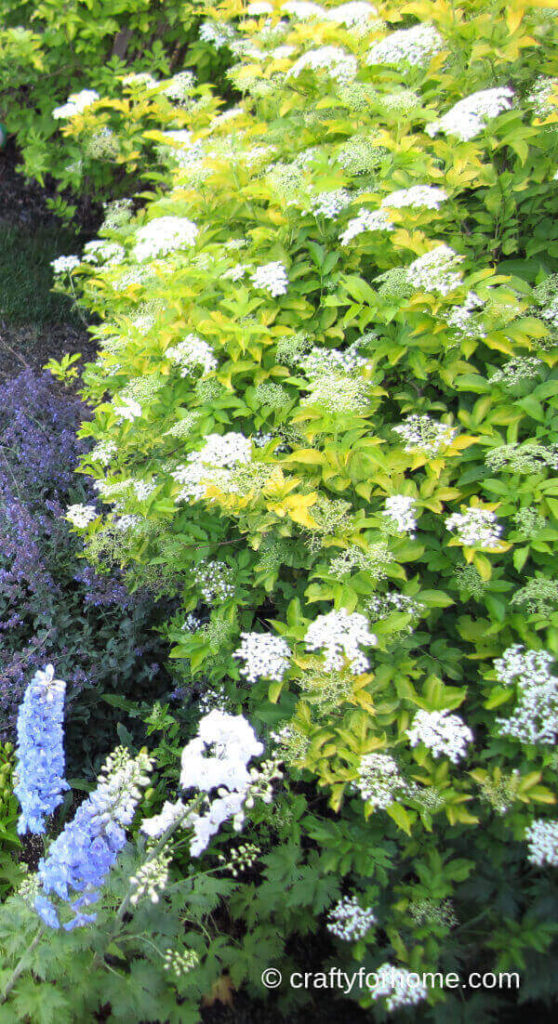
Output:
[35,747,152,929]
[14,664,69,835]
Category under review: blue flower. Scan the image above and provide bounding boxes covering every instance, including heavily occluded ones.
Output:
[35,747,152,929]
[14,665,69,835]
[35,894,60,929]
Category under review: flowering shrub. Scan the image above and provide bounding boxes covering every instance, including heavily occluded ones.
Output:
[18,0,558,1017]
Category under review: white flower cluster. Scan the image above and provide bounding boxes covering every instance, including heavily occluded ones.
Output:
[251,261,289,296]
[92,747,153,827]
[302,375,370,413]
[327,895,377,941]
[122,72,158,89]
[406,244,464,296]
[271,722,310,765]
[486,441,558,474]
[381,185,448,210]
[339,208,393,245]
[181,711,263,794]
[199,20,237,48]
[82,240,125,266]
[51,255,80,275]
[195,433,252,468]
[304,608,377,673]
[85,128,117,162]
[381,495,418,536]
[65,503,97,527]
[132,216,199,262]
[129,848,172,905]
[243,757,284,809]
[89,440,117,466]
[287,46,358,84]
[283,1,377,24]
[165,334,217,377]
[540,294,558,329]
[243,144,276,170]
[392,415,457,456]
[325,2,377,27]
[528,76,558,117]
[493,645,558,745]
[445,290,485,338]
[366,24,443,67]
[17,875,41,906]
[268,44,297,59]
[141,800,188,839]
[180,710,264,856]
[192,561,235,603]
[160,132,205,172]
[446,507,503,549]
[172,433,251,503]
[233,632,292,683]
[52,88,100,119]
[111,268,149,291]
[356,752,407,809]
[163,70,196,103]
[406,709,473,763]
[113,396,142,421]
[366,590,426,624]
[164,413,201,440]
[408,897,457,928]
[375,89,421,115]
[182,612,203,632]
[525,819,558,866]
[426,87,514,142]
[223,262,251,283]
[368,963,428,1011]
[490,356,543,388]
[300,343,367,377]
[132,478,157,502]
[113,514,141,532]
[282,1,326,19]
[310,189,352,220]
[336,134,386,176]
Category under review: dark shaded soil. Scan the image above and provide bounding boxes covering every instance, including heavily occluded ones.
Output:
[0,140,95,376]
[200,989,370,1024]
[0,322,95,380]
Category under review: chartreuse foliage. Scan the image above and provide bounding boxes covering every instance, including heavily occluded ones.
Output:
[0,0,230,203]
[6,0,558,1019]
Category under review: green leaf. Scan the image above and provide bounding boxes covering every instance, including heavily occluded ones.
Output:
[12,980,72,1024]
[385,803,413,835]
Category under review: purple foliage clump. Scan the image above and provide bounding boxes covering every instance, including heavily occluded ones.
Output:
[0,371,173,771]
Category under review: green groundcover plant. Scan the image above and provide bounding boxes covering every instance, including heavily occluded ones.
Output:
[5,0,558,1020]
